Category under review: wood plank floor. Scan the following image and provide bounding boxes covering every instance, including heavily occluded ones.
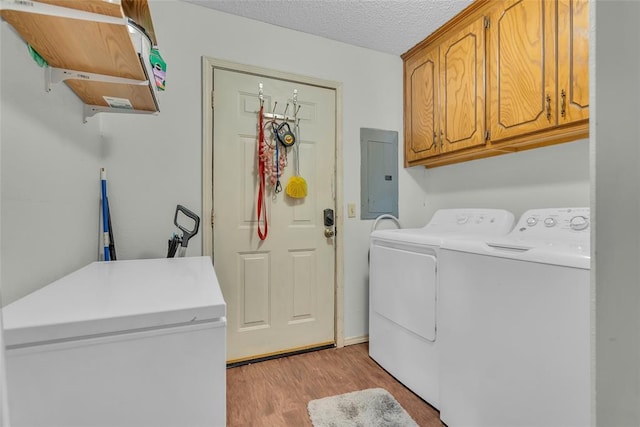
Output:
[227,343,442,426]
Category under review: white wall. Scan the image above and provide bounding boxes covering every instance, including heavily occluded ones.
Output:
[0,22,104,305]
[593,1,640,424]
[423,138,590,220]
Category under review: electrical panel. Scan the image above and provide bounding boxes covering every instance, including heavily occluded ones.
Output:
[360,128,399,220]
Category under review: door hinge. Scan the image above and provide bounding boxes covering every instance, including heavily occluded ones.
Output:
[211,90,215,109]
[210,209,215,227]
[484,17,490,28]
[485,130,491,141]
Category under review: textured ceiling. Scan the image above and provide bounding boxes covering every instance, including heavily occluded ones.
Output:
[183,0,474,56]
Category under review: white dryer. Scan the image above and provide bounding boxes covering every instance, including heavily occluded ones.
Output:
[369,209,515,408]
[3,257,227,427]
[439,208,591,427]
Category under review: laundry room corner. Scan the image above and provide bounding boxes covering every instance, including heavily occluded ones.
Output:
[1,0,639,424]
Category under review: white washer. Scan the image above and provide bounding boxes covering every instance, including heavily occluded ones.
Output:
[369,209,515,408]
[439,208,591,427]
[2,256,226,427]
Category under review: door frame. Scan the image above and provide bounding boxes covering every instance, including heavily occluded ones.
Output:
[201,56,345,349]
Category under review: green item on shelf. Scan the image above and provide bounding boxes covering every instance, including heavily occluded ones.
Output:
[28,45,48,68]
[150,48,166,91]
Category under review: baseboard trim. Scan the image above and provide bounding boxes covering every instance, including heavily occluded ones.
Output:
[344,335,369,346]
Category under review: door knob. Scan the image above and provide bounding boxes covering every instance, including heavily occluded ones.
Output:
[324,228,335,238]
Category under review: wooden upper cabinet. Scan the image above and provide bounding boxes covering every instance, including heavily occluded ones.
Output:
[488,0,556,142]
[403,15,485,166]
[557,0,589,124]
[402,0,589,168]
[440,16,486,153]
[404,45,440,165]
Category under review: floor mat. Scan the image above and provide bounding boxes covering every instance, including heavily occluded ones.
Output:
[307,387,418,427]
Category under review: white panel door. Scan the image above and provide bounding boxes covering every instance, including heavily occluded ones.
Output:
[213,69,336,362]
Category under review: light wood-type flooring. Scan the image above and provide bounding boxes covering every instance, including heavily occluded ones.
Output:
[227,342,442,426]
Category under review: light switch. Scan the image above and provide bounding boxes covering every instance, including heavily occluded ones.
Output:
[347,203,356,218]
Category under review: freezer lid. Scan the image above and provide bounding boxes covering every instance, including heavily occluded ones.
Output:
[3,257,226,347]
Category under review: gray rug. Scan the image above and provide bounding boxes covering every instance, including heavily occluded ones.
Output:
[307,388,419,427]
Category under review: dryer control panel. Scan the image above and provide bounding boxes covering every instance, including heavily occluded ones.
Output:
[423,209,515,235]
[513,208,590,239]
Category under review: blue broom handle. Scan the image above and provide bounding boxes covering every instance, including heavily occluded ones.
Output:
[101,168,110,261]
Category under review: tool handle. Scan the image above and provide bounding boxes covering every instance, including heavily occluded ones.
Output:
[174,205,200,248]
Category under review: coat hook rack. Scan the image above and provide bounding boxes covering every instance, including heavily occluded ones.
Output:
[258,85,300,122]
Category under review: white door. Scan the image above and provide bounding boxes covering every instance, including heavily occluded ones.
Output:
[213,69,336,362]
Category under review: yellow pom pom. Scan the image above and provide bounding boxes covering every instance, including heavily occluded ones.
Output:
[285,176,307,199]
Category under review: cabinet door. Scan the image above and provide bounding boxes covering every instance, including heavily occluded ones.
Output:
[440,16,486,153]
[488,0,556,142]
[404,46,440,165]
[557,0,589,124]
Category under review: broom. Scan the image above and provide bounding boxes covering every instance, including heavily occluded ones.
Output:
[286,102,307,198]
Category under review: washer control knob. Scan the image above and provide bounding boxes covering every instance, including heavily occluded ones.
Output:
[526,217,538,227]
[570,215,589,231]
[543,217,557,227]
[457,215,469,224]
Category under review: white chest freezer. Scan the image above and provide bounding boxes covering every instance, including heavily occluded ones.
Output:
[2,256,226,427]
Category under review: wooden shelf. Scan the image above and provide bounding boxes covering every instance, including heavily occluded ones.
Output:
[1,0,160,120]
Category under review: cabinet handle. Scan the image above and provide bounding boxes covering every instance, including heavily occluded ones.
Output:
[440,130,444,148]
[546,94,552,121]
[561,89,567,119]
